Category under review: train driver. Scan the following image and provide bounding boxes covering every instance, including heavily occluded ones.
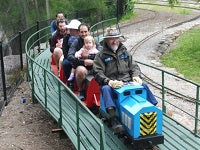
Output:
[93,28,158,133]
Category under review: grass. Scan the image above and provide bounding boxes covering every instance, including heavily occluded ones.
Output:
[137,0,200,9]
[120,11,137,22]
[120,0,193,23]
[135,3,192,15]
[161,27,200,84]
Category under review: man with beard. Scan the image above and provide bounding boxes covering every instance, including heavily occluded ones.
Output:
[67,23,102,99]
[93,28,157,133]
[50,19,68,71]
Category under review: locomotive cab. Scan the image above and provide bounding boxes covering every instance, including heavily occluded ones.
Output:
[100,84,164,147]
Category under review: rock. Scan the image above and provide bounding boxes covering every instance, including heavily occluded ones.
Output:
[151,60,163,67]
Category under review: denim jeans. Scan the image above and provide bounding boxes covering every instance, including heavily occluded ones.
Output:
[142,82,158,105]
[101,82,158,109]
[62,58,72,80]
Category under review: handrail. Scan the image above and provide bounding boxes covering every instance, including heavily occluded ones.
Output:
[25,26,106,149]
[136,61,200,136]
[136,61,200,86]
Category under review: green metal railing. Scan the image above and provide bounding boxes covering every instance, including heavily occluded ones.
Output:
[136,61,200,136]
[25,26,106,149]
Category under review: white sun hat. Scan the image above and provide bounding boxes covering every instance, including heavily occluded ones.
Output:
[65,19,81,30]
[103,27,123,39]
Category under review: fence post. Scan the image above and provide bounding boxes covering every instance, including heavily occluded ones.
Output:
[0,42,7,105]
[161,71,166,113]
[194,85,199,135]
[36,21,40,53]
[19,31,23,70]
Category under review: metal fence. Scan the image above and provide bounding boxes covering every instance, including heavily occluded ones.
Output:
[0,6,118,114]
[0,24,38,114]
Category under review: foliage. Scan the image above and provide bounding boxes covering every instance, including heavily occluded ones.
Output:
[117,0,135,22]
[124,0,134,14]
[0,0,48,39]
[105,0,117,19]
[168,0,179,8]
[161,27,200,83]
[0,0,108,41]
[0,1,22,38]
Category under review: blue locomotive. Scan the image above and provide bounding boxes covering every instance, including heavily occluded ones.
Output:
[100,83,164,147]
[51,56,164,147]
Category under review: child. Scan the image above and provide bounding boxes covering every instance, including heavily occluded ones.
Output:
[67,35,99,81]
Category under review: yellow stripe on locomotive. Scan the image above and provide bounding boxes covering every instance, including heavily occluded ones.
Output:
[140,112,157,136]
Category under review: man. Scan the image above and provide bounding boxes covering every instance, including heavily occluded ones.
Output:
[62,19,81,81]
[67,23,102,99]
[93,28,158,132]
[50,12,65,35]
[50,19,68,71]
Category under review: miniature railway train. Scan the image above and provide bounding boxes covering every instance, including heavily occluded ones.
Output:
[51,56,164,149]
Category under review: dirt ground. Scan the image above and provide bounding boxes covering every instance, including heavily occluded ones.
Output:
[0,81,74,150]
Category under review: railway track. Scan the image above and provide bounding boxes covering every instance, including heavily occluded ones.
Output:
[129,5,200,55]
[119,8,158,30]
[121,3,200,106]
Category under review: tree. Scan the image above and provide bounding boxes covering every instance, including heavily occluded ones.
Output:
[168,0,178,7]
[45,0,50,19]
[34,0,39,19]
[19,0,29,28]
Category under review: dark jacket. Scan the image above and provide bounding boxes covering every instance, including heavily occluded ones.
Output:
[62,34,70,59]
[93,42,141,86]
[49,29,65,53]
[67,37,102,69]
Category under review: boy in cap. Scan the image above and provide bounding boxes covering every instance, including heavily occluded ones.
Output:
[61,19,81,79]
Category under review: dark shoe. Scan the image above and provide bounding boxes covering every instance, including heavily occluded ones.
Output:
[78,91,85,100]
[107,106,115,117]
[110,117,124,134]
[107,107,124,133]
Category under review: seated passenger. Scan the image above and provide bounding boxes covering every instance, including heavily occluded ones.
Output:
[68,35,99,82]
[93,28,158,132]
[67,23,102,100]
[50,19,68,74]
[50,12,65,35]
[61,19,81,79]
